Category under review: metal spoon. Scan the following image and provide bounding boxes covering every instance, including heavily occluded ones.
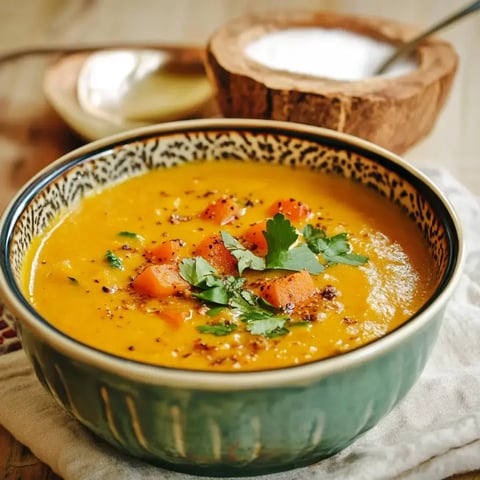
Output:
[375,0,480,75]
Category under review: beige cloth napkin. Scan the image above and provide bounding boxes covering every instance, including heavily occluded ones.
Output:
[1,168,480,480]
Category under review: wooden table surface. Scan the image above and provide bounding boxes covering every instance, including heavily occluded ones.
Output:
[0,1,478,479]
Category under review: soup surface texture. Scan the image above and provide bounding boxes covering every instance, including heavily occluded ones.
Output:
[23,161,436,371]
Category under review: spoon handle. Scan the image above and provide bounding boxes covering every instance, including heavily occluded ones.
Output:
[0,43,205,65]
[376,0,480,75]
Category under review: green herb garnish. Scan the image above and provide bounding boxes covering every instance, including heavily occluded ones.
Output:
[264,214,324,274]
[180,257,289,338]
[289,321,312,328]
[221,214,323,274]
[206,306,226,317]
[118,231,144,240]
[179,256,216,288]
[197,322,238,336]
[231,295,289,338]
[105,250,124,270]
[221,231,265,274]
[243,312,288,338]
[180,257,246,306]
[303,225,368,266]
[180,215,366,339]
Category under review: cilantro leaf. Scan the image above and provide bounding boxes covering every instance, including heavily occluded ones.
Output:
[265,214,323,274]
[117,231,143,241]
[177,244,316,339]
[323,233,350,258]
[326,252,369,266]
[105,250,124,270]
[197,322,238,336]
[303,226,368,267]
[241,288,264,308]
[244,315,288,337]
[264,213,297,259]
[271,243,324,274]
[289,321,312,327]
[265,327,290,338]
[204,274,225,288]
[220,231,265,274]
[302,224,329,253]
[179,257,217,287]
[237,305,289,338]
[229,289,274,316]
[180,258,247,306]
[207,306,225,317]
[193,286,229,305]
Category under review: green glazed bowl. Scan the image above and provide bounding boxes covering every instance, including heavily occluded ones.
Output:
[0,119,463,476]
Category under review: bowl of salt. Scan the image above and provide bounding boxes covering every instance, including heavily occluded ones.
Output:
[205,10,458,153]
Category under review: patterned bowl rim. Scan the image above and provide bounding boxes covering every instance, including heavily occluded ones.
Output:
[0,118,464,389]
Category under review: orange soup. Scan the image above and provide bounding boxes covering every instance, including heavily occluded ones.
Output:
[22,161,436,371]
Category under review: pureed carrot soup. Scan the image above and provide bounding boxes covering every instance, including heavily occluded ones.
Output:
[22,160,436,371]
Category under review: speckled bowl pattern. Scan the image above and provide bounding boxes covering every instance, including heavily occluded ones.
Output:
[0,120,463,476]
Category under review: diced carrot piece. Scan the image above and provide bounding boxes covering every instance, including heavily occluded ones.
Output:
[260,270,316,308]
[200,195,245,225]
[242,220,268,257]
[132,264,189,298]
[193,233,238,276]
[268,198,312,223]
[146,239,183,264]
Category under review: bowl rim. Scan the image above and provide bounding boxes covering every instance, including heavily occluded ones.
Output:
[0,118,465,390]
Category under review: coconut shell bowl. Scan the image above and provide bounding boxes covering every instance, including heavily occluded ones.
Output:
[206,10,458,154]
[0,119,463,476]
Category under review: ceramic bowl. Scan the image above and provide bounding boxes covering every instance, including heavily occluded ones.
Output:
[0,119,463,476]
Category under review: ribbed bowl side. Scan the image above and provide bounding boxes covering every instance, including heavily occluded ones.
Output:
[18,308,443,477]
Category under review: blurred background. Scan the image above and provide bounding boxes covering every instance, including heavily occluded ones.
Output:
[0,0,479,194]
